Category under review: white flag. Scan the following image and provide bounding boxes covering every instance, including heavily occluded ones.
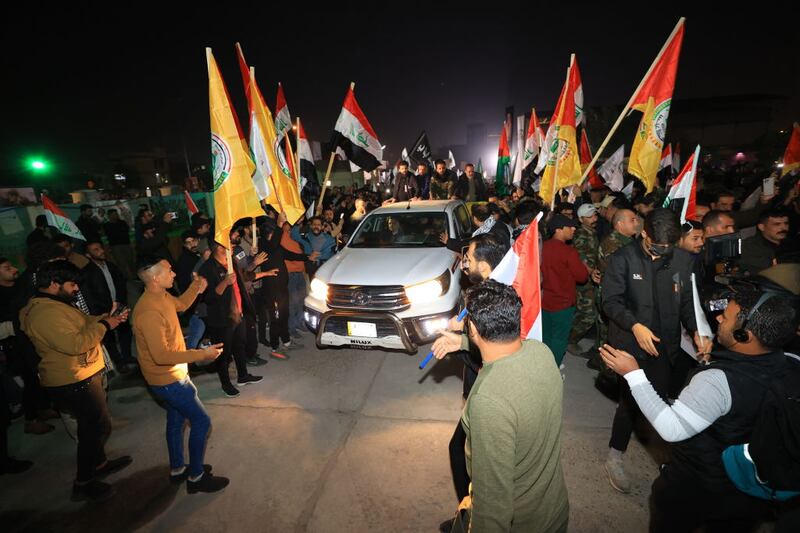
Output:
[597,144,625,192]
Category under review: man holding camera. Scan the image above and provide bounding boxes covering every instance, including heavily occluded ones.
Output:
[600,284,798,531]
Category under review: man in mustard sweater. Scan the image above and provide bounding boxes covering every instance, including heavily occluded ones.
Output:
[20,260,132,502]
[132,256,229,494]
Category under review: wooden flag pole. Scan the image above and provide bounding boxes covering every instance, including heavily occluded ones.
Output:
[317,81,355,215]
[225,248,234,275]
[578,17,686,185]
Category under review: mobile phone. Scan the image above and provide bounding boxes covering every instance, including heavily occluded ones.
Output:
[169,211,178,220]
[763,176,775,196]
[339,213,344,220]
[111,305,129,317]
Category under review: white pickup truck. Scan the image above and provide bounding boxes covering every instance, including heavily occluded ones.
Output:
[303,200,474,352]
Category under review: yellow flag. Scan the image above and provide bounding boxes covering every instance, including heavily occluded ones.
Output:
[207,48,264,251]
[248,68,305,225]
[539,63,582,205]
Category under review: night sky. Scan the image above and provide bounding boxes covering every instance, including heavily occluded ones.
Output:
[2,6,798,184]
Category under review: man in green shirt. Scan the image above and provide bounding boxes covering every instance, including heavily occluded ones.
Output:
[433,280,569,532]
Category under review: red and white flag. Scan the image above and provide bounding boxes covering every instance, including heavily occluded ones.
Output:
[660,143,673,171]
[275,82,292,143]
[490,212,543,340]
[664,145,700,223]
[42,194,85,241]
[184,191,199,215]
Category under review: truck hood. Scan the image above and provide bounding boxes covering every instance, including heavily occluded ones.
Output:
[315,247,456,287]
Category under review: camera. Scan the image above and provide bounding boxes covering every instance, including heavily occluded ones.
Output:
[704,232,741,278]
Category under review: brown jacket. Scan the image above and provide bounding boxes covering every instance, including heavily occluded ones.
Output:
[19,295,107,387]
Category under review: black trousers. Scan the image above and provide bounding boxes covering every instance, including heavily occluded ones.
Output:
[102,322,134,367]
[255,292,269,345]
[262,278,290,349]
[448,421,470,502]
[6,342,50,422]
[47,371,111,482]
[207,320,248,386]
[609,351,671,452]
[243,312,258,359]
[650,464,774,532]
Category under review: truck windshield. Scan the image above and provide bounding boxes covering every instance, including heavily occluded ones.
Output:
[349,212,448,248]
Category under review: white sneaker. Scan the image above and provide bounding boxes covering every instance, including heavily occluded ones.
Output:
[604,456,631,494]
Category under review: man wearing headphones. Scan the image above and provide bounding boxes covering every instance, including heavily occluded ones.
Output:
[600,284,798,532]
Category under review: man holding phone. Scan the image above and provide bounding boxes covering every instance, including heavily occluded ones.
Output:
[132,257,230,494]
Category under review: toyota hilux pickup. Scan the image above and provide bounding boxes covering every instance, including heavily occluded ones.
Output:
[303,200,474,352]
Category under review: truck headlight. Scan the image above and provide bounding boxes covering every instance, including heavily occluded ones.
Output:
[310,278,329,300]
[405,271,450,305]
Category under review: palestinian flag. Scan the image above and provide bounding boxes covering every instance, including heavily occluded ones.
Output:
[331,84,383,171]
[495,125,511,195]
[184,191,199,215]
[628,18,685,193]
[42,194,85,240]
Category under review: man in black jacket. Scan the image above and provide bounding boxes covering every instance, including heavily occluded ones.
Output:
[197,241,263,397]
[453,163,488,202]
[387,161,418,202]
[601,209,712,493]
[103,209,134,280]
[136,216,174,267]
[82,241,135,372]
[258,213,310,357]
[175,230,208,350]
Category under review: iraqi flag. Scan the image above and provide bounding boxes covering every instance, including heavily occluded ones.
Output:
[298,119,320,212]
[42,194,85,241]
[521,108,543,172]
[184,191,199,215]
[490,212,544,340]
[660,143,673,172]
[664,144,700,223]
[275,82,292,144]
[331,84,383,171]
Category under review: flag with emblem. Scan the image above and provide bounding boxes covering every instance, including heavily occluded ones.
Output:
[207,48,264,251]
[628,18,685,193]
[42,194,85,240]
[331,84,383,171]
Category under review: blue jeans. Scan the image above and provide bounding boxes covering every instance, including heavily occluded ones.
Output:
[185,314,206,350]
[149,377,210,477]
[287,272,306,334]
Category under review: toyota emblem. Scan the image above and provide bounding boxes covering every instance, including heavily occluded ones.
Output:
[351,291,371,306]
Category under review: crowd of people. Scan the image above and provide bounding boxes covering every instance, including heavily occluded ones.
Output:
[1,157,799,530]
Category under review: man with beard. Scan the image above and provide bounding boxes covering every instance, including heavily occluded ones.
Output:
[415,162,432,200]
[176,230,210,350]
[384,161,418,203]
[600,209,711,494]
[292,216,335,279]
[429,159,455,200]
[431,233,509,531]
[230,224,272,367]
[678,220,705,256]
[81,241,135,373]
[740,209,792,275]
[568,204,602,359]
[197,239,264,397]
[453,163,488,202]
[19,260,132,502]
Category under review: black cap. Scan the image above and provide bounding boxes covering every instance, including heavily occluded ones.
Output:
[547,213,578,234]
